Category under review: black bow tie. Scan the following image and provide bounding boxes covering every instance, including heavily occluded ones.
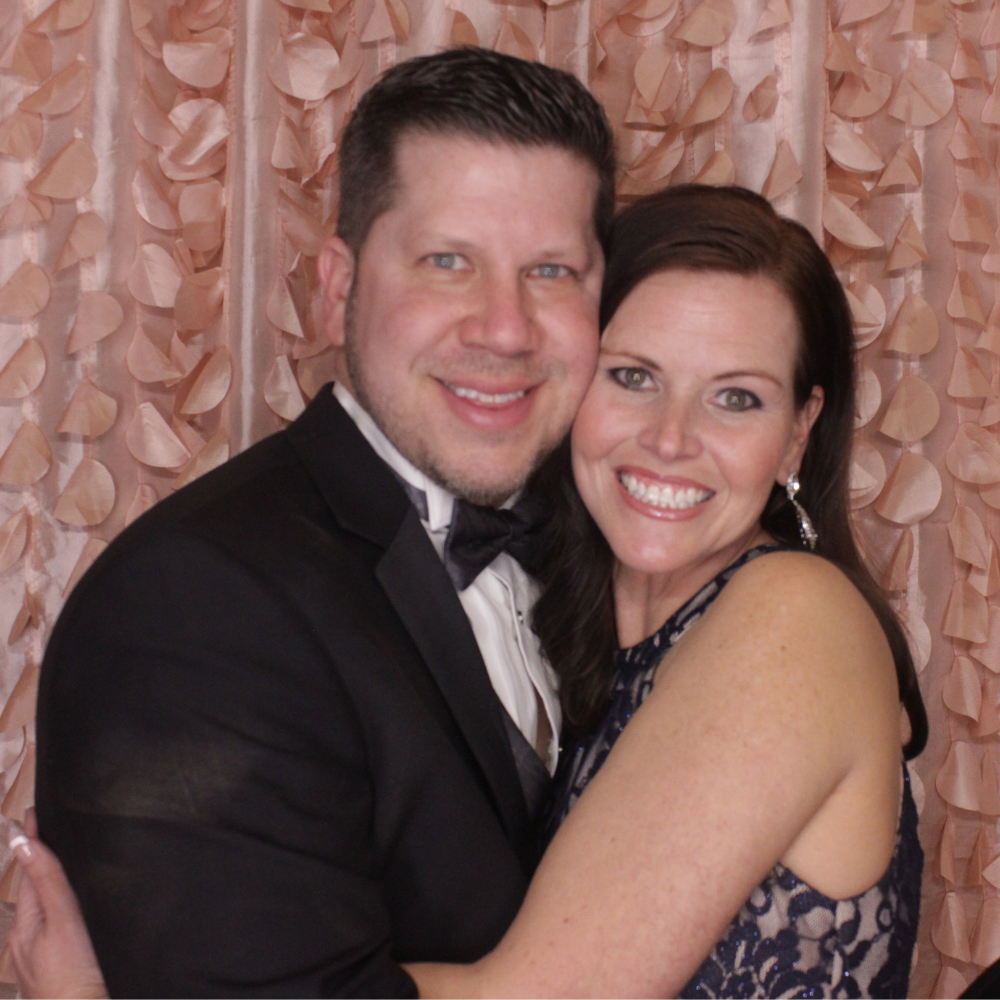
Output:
[444,492,550,590]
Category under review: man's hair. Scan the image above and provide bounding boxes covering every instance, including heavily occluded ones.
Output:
[336,47,616,255]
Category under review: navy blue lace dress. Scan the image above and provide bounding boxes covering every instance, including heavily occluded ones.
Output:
[548,546,922,999]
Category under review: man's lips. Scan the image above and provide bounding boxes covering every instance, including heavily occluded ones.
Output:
[441,381,530,406]
[617,470,714,513]
[437,378,538,430]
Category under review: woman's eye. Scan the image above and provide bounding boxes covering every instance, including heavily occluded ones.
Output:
[610,367,653,390]
[719,388,761,411]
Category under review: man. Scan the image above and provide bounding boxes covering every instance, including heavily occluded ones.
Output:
[33,47,615,996]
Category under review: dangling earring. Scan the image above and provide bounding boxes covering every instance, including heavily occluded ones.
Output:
[786,472,818,551]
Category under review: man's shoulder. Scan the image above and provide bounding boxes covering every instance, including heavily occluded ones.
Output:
[62,396,334,598]
[69,387,420,607]
[132,423,311,533]
[98,429,314,587]
[120,385,387,547]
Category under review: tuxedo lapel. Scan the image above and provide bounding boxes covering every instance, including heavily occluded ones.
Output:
[286,387,534,861]
[376,515,533,853]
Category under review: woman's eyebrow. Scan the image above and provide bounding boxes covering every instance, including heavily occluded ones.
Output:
[599,349,662,372]
[714,369,785,387]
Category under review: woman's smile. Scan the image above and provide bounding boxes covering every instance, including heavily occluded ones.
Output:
[616,469,714,517]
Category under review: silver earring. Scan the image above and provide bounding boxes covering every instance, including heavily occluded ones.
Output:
[786,473,817,551]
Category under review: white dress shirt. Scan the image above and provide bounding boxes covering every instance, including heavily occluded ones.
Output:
[334,384,561,773]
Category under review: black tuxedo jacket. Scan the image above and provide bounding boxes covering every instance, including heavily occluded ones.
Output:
[36,388,539,997]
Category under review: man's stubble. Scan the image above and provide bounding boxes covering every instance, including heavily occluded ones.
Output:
[342,290,565,507]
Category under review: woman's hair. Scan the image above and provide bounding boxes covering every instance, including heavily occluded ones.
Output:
[531,184,927,759]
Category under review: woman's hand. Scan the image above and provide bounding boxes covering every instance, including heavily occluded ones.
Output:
[8,809,108,999]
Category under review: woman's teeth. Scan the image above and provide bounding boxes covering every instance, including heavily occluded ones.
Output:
[448,384,527,405]
[619,473,712,510]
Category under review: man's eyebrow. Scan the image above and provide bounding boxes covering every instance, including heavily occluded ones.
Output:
[418,235,479,252]
[418,233,596,261]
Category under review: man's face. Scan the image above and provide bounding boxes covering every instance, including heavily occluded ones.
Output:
[320,132,604,505]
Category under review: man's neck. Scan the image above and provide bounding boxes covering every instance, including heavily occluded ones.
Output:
[333,383,456,531]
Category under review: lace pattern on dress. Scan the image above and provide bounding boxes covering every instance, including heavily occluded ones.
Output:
[548,545,922,999]
[680,769,921,999]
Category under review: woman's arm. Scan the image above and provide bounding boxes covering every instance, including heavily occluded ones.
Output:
[409,552,902,998]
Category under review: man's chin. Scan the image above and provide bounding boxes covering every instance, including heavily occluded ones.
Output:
[420,442,553,505]
[427,465,528,507]
[351,379,557,504]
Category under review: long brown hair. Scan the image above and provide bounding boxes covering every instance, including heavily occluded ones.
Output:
[531,185,927,759]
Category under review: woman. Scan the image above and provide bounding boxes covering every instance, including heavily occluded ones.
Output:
[8,185,927,998]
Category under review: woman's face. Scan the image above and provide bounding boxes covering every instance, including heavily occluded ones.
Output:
[571,270,823,584]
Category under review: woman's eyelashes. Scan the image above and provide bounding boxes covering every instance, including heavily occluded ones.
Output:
[716,387,762,411]
[609,366,656,391]
[607,367,764,414]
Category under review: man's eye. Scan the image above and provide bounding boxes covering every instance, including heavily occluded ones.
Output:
[719,388,761,411]
[610,367,653,390]
[531,263,570,279]
[428,253,467,270]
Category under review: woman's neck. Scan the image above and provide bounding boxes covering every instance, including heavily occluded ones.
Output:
[613,528,774,648]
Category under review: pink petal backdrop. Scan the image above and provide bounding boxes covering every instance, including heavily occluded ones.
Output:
[0,0,996,995]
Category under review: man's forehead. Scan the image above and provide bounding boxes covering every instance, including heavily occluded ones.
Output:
[383,131,600,232]
[393,129,595,192]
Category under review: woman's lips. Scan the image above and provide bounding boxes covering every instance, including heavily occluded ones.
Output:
[617,470,714,518]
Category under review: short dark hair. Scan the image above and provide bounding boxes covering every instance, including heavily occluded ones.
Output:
[532,184,927,759]
[336,47,616,255]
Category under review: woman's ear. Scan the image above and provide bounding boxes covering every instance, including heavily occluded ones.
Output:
[780,386,824,485]
[318,236,355,348]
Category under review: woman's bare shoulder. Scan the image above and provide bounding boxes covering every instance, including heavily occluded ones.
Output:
[673,549,894,696]
[719,550,882,633]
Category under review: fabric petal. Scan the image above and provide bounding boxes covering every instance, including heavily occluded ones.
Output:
[52,459,115,527]
[873,452,941,523]
[65,291,124,354]
[0,423,51,486]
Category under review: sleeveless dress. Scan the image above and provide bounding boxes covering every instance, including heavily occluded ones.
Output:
[548,546,923,999]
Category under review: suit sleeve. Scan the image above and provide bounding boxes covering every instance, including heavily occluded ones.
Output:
[35,530,418,999]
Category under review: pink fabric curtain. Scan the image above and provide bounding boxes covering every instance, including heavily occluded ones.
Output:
[0,0,996,995]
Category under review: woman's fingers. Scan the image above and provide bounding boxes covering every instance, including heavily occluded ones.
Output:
[9,861,42,946]
[8,834,109,1000]
[10,836,82,924]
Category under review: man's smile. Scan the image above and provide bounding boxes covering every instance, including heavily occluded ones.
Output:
[442,381,530,406]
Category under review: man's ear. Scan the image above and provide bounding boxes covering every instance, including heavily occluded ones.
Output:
[318,236,355,348]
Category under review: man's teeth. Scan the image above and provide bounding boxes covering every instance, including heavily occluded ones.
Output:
[619,473,712,511]
[448,384,527,405]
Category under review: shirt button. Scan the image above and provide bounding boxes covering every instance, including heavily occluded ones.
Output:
[516,610,524,623]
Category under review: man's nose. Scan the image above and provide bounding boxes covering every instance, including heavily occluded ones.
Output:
[459,273,534,354]
[638,398,702,461]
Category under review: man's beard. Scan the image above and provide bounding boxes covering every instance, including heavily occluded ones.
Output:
[342,299,556,507]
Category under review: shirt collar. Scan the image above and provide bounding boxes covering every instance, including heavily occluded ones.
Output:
[333,383,455,532]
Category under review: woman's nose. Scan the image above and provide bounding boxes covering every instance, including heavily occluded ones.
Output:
[638,399,702,461]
